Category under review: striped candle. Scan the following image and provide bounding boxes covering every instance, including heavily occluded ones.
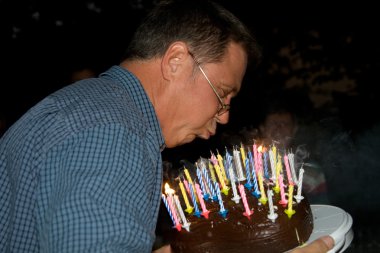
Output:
[283,154,294,185]
[238,184,252,217]
[278,174,288,206]
[248,150,260,198]
[214,181,228,218]
[263,151,269,179]
[294,168,305,203]
[202,165,217,200]
[162,194,176,226]
[244,157,253,189]
[189,183,201,218]
[196,165,209,200]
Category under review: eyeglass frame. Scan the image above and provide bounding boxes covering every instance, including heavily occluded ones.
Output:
[189,52,231,116]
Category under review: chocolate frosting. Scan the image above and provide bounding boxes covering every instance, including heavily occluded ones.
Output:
[164,183,313,253]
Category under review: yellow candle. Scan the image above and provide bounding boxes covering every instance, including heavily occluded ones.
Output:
[184,167,194,185]
[272,145,277,166]
[214,164,229,195]
[208,162,217,183]
[217,152,229,184]
[240,143,246,168]
[273,160,282,193]
[258,171,267,205]
[179,180,194,214]
[285,184,296,218]
[277,153,283,173]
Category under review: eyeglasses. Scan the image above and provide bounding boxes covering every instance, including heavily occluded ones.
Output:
[190,53,230,116]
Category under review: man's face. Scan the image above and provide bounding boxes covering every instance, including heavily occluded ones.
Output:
[163,43,248,148]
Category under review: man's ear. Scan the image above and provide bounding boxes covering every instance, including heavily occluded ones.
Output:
[161,42,190,81]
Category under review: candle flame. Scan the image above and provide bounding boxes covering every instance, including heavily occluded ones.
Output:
[164,183,175,195]
[258,145,263,153]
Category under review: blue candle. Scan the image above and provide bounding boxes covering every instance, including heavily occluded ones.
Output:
[214,181,228,218]
[244,157,253,189]
[189,183,201,218]
[202,165,217,201]
[263,151,269,179]
[248,150,260,198]
[162,194,176,226]
[196,165,209,201]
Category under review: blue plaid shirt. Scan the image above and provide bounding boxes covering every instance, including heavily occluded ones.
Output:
[0,66,165,253]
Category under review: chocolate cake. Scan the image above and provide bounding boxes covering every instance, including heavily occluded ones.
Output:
[160,146,314,253]
[165,185,313,253]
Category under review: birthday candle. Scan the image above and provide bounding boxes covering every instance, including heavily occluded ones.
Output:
[179,179,193,214]
[164,186,181,231]
[278,174,288,206]
[267,189,278,222]
[214,163,229,195]
[288,152,298,184]
[189,183,201,218]
[195,183,210,219]
[208,161,217,183]
[225,148,233,172]
[269,149,276,181]
[184,168,194,185]
[284,184,296,218]
[240,143,247,167]
[217,151,229,184]
[284,154,294,185]
[248,150,260,198]
[258,171,267,205]
[272,145,277,166]
[214,181,228,218]
[238,184,252,218]
[233,148,246,181]
[162,194,176,227]
[196,165,209,200]
[257,146,263,175]
[277,153,283,173]
[229,167,241,204]
[263,150,270,179]
[273,159,282,193]
[202,165,217,201]
[174,194,190,231]
[253,143,259,174]
[183,178,191,195]
[210,152,218,165]
[294,168,305,203]
[244,157,253,189]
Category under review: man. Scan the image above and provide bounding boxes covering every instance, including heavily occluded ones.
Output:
[0,0,333,252]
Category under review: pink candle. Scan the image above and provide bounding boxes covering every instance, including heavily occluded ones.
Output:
[210,152,218,166]
[166,193,181,231]
[278,174,288,207]
[195,183,210,219]
[238,184,253,218]
[253,143,259,174]
[183,178,191,195]
[257,148,263,174]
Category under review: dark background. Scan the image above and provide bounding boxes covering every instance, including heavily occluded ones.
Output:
[1,1,379,252]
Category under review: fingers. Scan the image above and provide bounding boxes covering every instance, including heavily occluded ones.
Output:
[291,236,334,253]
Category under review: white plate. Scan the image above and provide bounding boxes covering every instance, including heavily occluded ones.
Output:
[308,205,353,253]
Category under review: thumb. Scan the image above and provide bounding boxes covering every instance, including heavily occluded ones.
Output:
[291,236,334,253]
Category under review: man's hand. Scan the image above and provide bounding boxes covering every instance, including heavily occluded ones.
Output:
[291,236,334,253]
[152,244,172,253]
